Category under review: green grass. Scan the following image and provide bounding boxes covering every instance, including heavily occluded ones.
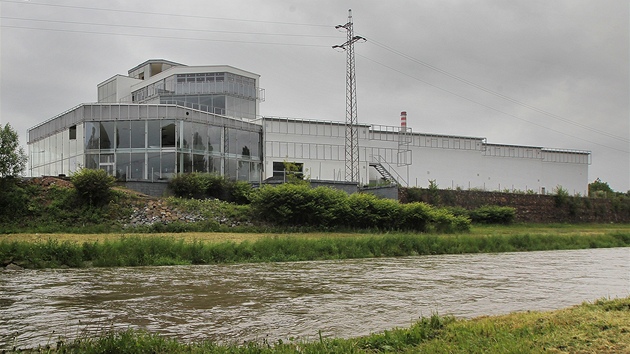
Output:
[2,226,629,269]
[13,297,630,353]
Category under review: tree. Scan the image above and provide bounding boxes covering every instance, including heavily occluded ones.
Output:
[0,123,27,178]
[588,178,614,197]
[71,168,116,206]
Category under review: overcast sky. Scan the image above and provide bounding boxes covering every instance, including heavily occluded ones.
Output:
[1,0,628,191]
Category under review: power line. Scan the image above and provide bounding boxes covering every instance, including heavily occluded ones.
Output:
[0,16,341,39]
[0,0,331,27]
[4,0,626,152]
[363,37,629,144]
[358,53,629,154]
[1,25,333,47]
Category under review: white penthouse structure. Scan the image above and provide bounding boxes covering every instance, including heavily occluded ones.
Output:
[28,59,591,195]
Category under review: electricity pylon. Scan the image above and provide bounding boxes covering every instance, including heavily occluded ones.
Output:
[333,9,365,184]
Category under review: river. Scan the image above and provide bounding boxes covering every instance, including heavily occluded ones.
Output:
[1,247,628,349]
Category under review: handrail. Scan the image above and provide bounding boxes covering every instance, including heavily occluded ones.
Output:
[372,155,407,187]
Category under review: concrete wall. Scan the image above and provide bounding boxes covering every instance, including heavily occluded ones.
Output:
[360,184,399,200]
[120,181,170,197]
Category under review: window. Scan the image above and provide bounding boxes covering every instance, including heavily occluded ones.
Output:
[69,125,77,140]
[161,122,176,147]
[272,161,303,179]
[99,122,115,149]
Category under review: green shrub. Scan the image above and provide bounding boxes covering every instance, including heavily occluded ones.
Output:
[469,205,515,224]
[251,184,348,227]
[228,180,253,204]
[71,168,116,206]
[428,208,471,233]
[251,184,467,232]
[168,172,207,199]
[428,179,441,205]
[200,173,228,199]
[554,185,570,207]
[444,206,470,218]
[589,178,614,197]
[346,193,403,230]
[168,173,252,205]
[401,202,433,232]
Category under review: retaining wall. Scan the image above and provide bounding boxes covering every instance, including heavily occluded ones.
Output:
[400,188,630,223]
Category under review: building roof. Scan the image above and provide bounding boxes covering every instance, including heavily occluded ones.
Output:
[127,59,186,75]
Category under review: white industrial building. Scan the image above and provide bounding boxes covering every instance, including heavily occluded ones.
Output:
[28,59,591,195]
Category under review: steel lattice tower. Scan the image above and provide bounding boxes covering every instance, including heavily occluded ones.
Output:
[333,9,365,183]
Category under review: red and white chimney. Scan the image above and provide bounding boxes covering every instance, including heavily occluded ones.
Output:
[400,111,407,128]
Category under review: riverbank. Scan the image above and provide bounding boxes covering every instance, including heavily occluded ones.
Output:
[2,224,629,269]
[13,296,630,353]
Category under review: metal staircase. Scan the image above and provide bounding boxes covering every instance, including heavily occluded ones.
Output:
[370,155,407,186]
[370,162,397,184]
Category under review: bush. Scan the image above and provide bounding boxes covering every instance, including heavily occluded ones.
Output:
[468,205,515,224]
[228,180,253,204]
[346,193,403,230]
[428,208,471,233]
[168,173,207,199]
[251,184,348,226]
[401,202,433,232]
[554,185,570,207]
[589,178,614,197]
[168,173,252,204]
[71,168,116,206]
[201,173,228,199]
[251,184,468,232]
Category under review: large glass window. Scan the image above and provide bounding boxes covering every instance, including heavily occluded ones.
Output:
[99,122,115,149]
[239,130,260,159]
[147,152,161,180]
[180,121,192,150]
[85,154,98,169]
[117,121,131,149]
[116,152,130,180]
[226,158,237,180]
[209,156,221,174]
[161,152,176,175]
[208,126,222,155]
[161,121,176,147]
[213,96,225,115]
[148,120,161,148]
[227,128,238,155]
[131,121,145,148]
[130,153,145,180]
[250,162,261,182]
[193,154,206,172]
[192,123,207,153]
[238,160,249,181]
[85,122,99,149]
[177,152,193,173]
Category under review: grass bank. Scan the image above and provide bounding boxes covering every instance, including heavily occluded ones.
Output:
[2,224,629,268]
[15,297,630,353]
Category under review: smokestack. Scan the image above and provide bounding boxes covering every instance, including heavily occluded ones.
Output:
[400,111,407,128]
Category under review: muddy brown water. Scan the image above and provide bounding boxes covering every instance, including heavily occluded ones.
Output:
[1,247,628,349]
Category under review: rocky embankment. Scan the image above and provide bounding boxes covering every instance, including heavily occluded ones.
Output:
[124,199,252,228]
[125,199,204,228]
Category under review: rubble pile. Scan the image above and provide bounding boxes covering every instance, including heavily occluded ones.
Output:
[28,176,74,189]
[125,199,204,228]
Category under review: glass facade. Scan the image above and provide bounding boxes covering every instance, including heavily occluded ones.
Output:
[132,72,258,119]
[29,104,263,183]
